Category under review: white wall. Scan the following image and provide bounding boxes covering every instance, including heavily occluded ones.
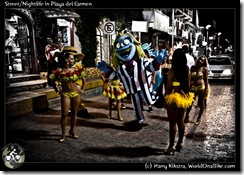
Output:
[74,25,82,53]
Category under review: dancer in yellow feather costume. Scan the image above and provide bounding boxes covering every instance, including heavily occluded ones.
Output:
[164,48,195,155]
[103,79,127,101]
[165,89,195,109]
[101,72,127,121]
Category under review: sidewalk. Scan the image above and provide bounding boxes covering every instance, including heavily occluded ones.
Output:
[6,76,104,117]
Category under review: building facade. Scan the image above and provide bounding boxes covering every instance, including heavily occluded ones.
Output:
[5,8,80,75]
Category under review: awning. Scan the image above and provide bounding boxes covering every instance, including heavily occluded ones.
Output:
[185,22,198,30]
[42,9,80,19]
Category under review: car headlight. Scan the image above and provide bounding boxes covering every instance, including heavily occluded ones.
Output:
[222,69,232,75]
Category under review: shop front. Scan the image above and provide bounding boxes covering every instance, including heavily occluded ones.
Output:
[5,9,37,75]
[5,8,80,76]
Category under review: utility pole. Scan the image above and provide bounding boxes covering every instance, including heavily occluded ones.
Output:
[172,8,175,48]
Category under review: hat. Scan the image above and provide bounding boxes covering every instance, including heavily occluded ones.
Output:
[54,46,85,62]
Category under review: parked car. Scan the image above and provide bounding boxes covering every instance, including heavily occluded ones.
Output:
[208,55,234,80]
[221,53,235,65]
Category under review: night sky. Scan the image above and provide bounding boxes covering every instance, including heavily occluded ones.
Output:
[197,8,237,45]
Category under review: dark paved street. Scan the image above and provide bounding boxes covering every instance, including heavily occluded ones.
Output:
[3,84,239,171]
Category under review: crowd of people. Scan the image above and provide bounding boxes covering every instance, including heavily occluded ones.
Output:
[47,33,210,156]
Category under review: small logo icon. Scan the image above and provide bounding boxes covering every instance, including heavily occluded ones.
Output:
[2,143,25,169]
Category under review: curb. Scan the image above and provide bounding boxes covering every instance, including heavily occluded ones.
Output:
[6,79,104,117]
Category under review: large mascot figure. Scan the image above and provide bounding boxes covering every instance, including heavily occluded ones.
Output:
[97,32,168,130]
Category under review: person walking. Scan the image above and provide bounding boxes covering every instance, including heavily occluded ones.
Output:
[182,45,195,70]
[143,49,156,112]
[5,30,17,73]
[164,48,194,155]
[158,40,171,95]
[184,55,210,125]
[50,46,85,143]
[45,37,61,88]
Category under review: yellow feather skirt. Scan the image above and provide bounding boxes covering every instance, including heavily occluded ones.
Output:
[103,81,127,100]
[165,91,195,109]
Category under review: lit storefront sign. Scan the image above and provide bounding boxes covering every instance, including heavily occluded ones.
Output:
[132,21,148,33]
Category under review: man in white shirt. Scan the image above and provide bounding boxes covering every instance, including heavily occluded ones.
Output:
[182,45,195,69]
[5,30,17,73]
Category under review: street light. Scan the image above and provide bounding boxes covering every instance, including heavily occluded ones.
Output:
[205,24,211,45]
[217,32,222,47]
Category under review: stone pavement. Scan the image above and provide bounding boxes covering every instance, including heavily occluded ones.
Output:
[3,84,239,171]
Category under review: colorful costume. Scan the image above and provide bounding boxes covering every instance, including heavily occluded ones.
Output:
[190,67,211,99]
[49,46,85,143]
[97,33,168,125]
[165,81,195,109]
[103,79,127,101]
[50,67,85,83]
[73,63,87,110]
[142,42,163,93]
[73,62,85,87]
[49,65,86,98]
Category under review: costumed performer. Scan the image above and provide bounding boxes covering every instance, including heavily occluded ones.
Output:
[164,48,195,155]
[102,72,127,121]
[97,32,168,130]
[184,55,210,125]
[50,46,85,143]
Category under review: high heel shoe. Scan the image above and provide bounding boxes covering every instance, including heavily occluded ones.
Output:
[164,147,175,155]
[117,116,123,121]
[69,130,78,139]
[59,134,67,143]
[175,143,183,152]
[194,119,201,125]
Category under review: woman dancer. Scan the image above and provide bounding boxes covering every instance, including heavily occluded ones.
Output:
[184,55,210,125]
[50,46,85,143]
[164,48,194,154]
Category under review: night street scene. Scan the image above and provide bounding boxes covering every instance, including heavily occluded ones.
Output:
[2,1,240,172]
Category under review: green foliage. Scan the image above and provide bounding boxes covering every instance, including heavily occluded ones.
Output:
[74,9,144,67]
[74,10,105,67]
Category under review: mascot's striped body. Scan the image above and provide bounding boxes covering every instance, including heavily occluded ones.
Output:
[97,33,168,127]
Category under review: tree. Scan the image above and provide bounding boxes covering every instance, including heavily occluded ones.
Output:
[74,9,144,67]
[74,10,105,67]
